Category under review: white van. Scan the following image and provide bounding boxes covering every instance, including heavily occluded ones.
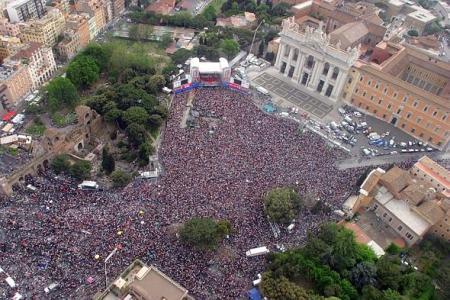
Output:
[256,86,269,95]
[246,246,270,257]
[78,181,99,190]
[26,184,37,192]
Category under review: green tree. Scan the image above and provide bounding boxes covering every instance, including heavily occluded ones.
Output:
[138,141,154,166]
[128,24,140,40]
[350,262,377,289]
[148,74,166,94]
[361,285,383,300]
[126,123,147,146]
[66,56,100,89]
[82,43,110,71]
[111,169,132,187]
[51,154,70,174]
[179,217,225,250]
[407,29,419,37]
[261,272,316,300]
[202,5,217,21]
[221,38,240,59]
[264,187,301,224]
[101,147,115,174]
[123,106,149,125]
[46,77,79,112]
[170,48,192,65]
[104,107,123,123]
[148,114,163,128]
[69,160,92,180]
[376,256,402,290]
[160,32,173,48]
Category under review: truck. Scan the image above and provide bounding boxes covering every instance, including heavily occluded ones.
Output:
[246,246,270,257]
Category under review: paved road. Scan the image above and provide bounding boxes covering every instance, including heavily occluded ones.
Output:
[336,151,450,170]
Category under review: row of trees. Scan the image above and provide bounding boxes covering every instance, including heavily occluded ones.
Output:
[261,223,438,299]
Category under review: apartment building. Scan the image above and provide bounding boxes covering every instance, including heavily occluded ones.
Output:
[50,0,71,16]
[66,14,90,48]
[0,61,32,109]
[6,0,46,23]
[76,0,107,33]
[342,41,450,150]
[0,36,22,62]
[346,157,450,246]
[0,18,21,37]
[56,29,82,60]
[19,7,66,47]
[111,0,125,18]
[10,42,57,89]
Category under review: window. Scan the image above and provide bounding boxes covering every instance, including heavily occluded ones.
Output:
[306,55,314,69]
[383,213,387,218]
[432,111,437,117]
[293,48,299,61]
[416,118,421,123]
[401,123,405,128]
[397,108,402,114]
[413,100,419,107]
[384,87,388,94]
[443,115,447,121]
[424,106,429,112]
[393,92,397,98]
[434,127,440,133]
[411,128,415,133]
[405,232,414,240]
[322,62,330,75]
[368,80,371,86]
[370,95,374,101]
[403,96,408,103]
[378,100,382,104]
[387,104,392,110]
[366,106,370,110]
[388,217,392,222]
[397,225,403,231]
[407,112,412,119]
[348,77,352,84]
[360,76,363,81]
[373,109,377,114]
[383,114,386,119]
[375,82,379,89]
[355,89,359,94]
[363,91,367,97]
[373,204,378,210]
[332,67,339,80]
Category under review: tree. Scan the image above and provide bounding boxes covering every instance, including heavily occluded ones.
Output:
[138,141,154,165]
[66,55,100,89]
[361,285,383,300]
[111,169,132,187]
[350,262,377,289]
[101,147,115,174]
[128,24,140,40]
[51,154,70,174]
[148,114,163,128]
[123,106,149,125]
[148,74,166,94]
[376,256,402,290]
[179,217,225,250]
[170,48,192,65]
[82,43,110,71]
[261,272,316,300]
[126,123,147,146]
[160,32,173,48]
[264,187,301,224]
[202,5,217,21]
[221,39,240,59]
[407,29,419,37]
[69,160,92,180]
[46,77,79,112]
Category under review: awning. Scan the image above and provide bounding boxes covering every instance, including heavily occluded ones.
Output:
[2,111,16,121]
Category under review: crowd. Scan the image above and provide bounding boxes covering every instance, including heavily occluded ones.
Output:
[1,88,379,299]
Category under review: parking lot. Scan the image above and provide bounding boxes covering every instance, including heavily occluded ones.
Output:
[252,72,334,118]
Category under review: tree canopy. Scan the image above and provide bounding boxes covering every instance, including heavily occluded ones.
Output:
[46,77,79,112]
[179,217,231,250]
[264,187,302,224]
[221,38,240,59]
[66,55,100,89]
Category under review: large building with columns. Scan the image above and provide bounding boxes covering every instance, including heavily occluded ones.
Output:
[275,17,360,101]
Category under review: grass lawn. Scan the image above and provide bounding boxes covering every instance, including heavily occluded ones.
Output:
[52,112,77,127]
[206,0,226,13]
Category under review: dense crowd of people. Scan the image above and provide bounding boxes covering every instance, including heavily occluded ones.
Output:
[1,88,388,299]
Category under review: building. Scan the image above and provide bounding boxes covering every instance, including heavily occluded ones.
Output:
[434,1,450,27]
[19,7,66,47]
[0,36,22,62]
[56,29,82,60]
[75,0,107,33]
[342,41,450,150]
[274,17,360,101]
[0,61,32,109]
[6,0,46,23]
[344,157,450,246]
[410,156,450,197]
[66,13,90,48]
[146,0,176,15]
[50,0,71,17]
[95,259,193,300]
[111,0,125,18]
[0,18,21,37]
[10,42,56,89]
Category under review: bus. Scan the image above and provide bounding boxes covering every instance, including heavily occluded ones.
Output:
[246,246,270,257]
[78,181,99,190]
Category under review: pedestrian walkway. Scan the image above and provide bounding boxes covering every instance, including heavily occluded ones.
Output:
[252,72,334,118]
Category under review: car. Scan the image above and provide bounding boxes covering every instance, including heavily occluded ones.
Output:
[338,108,346,115]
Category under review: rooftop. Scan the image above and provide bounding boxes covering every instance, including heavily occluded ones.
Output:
[96,260,190,300]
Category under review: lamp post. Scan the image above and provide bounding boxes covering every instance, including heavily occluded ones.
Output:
[249,20,265,57]
[104,247,118,289]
